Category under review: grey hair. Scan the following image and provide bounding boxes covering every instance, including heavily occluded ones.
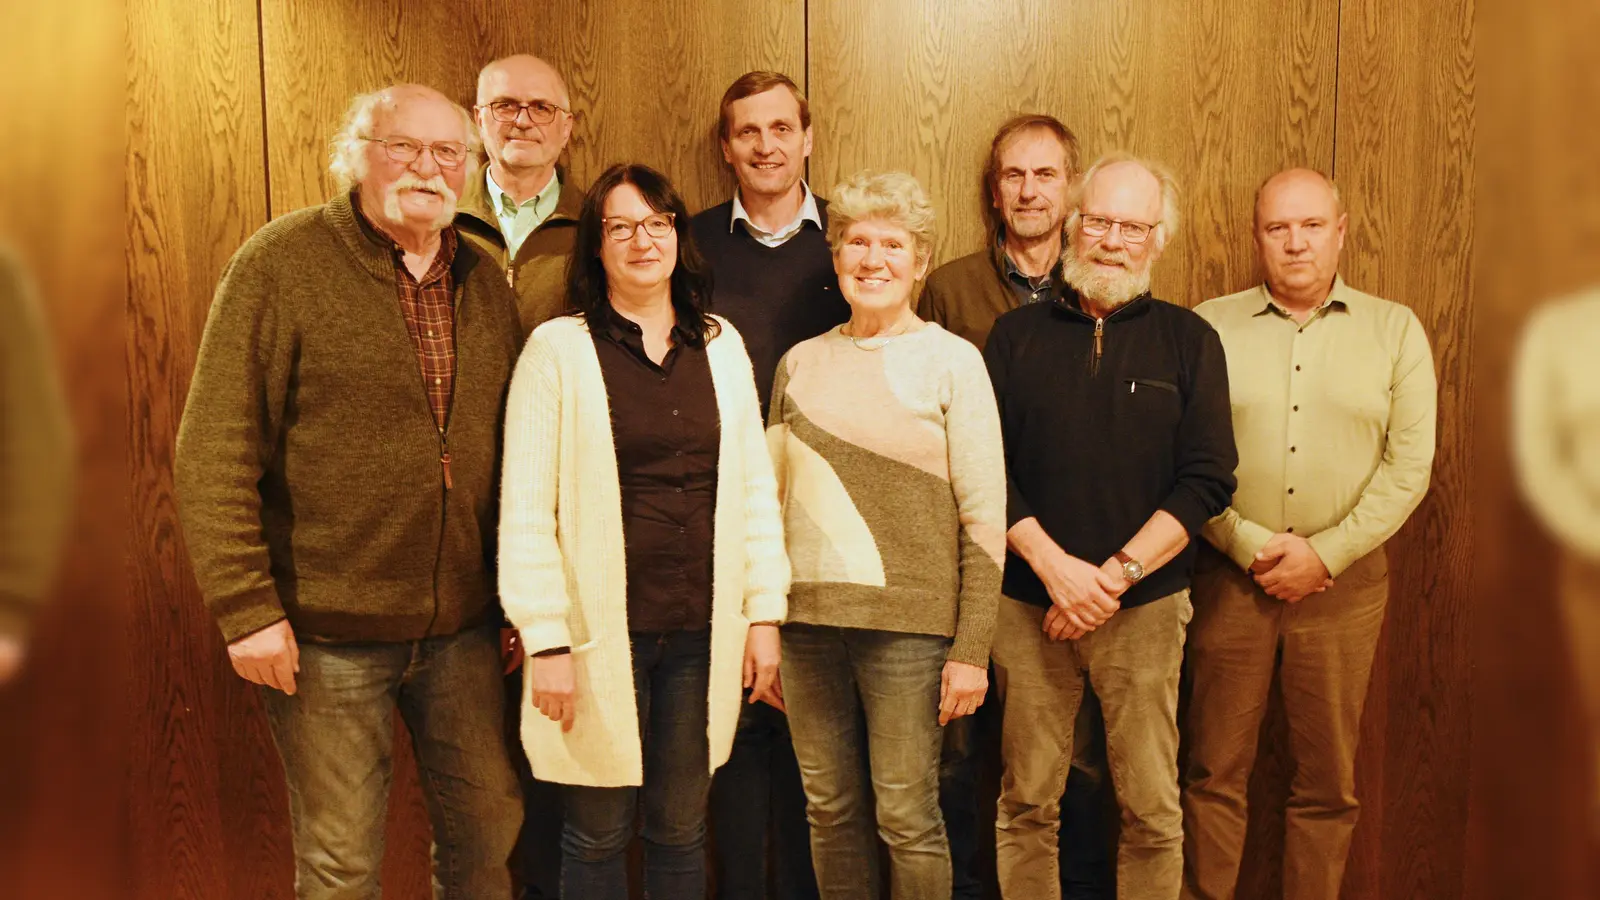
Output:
[1067,151,1181,250]
[327,87,481,191]
[825,170,937,269]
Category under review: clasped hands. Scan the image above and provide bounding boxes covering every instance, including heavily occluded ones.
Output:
[1037,546,1127,642]
[1250,532,1333,602]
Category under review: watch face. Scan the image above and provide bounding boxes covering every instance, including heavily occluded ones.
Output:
[1123,560,1144,582]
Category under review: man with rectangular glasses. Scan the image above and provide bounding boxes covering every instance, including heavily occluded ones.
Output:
[458,54,583,332]
[175,84,525,900]
[985,153,1237,900]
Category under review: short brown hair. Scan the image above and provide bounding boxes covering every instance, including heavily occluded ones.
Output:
[718,71,810,140]
[981,114,1081,242]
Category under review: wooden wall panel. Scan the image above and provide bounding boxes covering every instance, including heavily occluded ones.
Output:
[261,0,530,215]
[1331,0,1476,897]
[807,0,1338,305]
[527,0,803,213]
[126,1,276,899]
[261,0,802,218]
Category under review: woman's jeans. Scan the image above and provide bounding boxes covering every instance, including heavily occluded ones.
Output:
[781,623,953,900]
[559,628,713,900]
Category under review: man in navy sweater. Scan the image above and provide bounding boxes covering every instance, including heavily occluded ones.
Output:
[692,70,848,900]
[986,153,1237,899]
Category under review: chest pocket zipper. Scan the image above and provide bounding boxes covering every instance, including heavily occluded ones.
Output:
[1125,377,1179,395]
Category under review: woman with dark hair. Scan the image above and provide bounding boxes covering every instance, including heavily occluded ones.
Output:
[498,163,790,900]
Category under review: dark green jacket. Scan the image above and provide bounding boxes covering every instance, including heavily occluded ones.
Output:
[454,169,582,334]
[175,191,523,643]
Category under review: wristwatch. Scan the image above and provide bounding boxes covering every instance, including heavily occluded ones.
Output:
[1114,550,1145,584]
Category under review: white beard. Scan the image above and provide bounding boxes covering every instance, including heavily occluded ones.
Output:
[1060,249,1151,310]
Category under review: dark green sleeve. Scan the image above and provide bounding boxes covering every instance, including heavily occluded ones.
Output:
[173,238,297,643]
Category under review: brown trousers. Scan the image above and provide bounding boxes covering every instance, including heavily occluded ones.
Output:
[1180,546,1389,900]
[994,590,1193,900]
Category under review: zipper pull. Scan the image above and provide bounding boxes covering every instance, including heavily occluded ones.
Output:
[440,432,454,490]
[1093,318,1104,374]
[505,264,515,288]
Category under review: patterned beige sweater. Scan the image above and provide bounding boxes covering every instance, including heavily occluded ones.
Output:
[499,314,790,787]
[767,322,1006,666]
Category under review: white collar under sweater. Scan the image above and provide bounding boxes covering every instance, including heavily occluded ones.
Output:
[497,313,790,787]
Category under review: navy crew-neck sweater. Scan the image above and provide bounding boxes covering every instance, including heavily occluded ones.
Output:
[983,288,1239,610]
[691,199,850,416]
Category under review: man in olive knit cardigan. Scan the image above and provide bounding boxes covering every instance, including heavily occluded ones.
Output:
[175,85,523,900]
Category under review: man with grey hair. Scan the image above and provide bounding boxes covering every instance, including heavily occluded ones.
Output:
[1182,167,1436,900]
[985,154,1237,899]
[175,83,524,899]
[457,54,581,332]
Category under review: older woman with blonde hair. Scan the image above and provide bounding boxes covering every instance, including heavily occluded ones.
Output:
[766,171,1007,899]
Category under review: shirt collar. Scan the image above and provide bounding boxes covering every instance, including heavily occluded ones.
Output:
[486,167,560,217]
[1252,275,1353,318]
[730,182,822,239]
[998,237,1053,287]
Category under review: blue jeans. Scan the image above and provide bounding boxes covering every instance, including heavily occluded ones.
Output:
[781,624,951,900]
[560,629,713,900]
[710,699,820,899]
[260,623,523,900]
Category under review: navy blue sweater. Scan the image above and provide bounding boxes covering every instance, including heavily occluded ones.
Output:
[691,199,850,416]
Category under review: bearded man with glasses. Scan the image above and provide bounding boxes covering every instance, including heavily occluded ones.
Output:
[174,84,525,899]
[984,153,1238,900]
[458,54,583,333]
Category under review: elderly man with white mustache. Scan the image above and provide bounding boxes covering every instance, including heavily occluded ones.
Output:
[174,84,525,900]
[984,153,1238,900]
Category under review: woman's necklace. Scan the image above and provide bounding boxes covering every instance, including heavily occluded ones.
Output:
[842,319,917,351]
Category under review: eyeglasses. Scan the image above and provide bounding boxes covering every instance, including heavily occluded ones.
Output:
[364,137,470,168]
[478,100,569,125]
[602,213,676,242]
[1079,214,1156,244]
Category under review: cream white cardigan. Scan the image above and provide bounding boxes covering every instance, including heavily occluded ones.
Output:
[499,314,790,787]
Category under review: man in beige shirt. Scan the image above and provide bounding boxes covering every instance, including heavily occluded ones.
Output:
[1182,168,1437,900]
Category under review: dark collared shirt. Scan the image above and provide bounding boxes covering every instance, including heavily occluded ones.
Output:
[592,307,720,632]
[358,200,459,429]
[1000,239,1053,305]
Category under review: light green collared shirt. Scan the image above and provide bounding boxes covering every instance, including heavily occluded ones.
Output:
[1194,277,1438,576]
[487,168,561,258]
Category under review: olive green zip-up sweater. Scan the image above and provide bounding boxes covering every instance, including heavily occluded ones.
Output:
[455,168,582,334]
[175,191,524,644]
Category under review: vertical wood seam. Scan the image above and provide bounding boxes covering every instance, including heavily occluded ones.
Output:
[255,0,273,219]
[1330,0,1344,181]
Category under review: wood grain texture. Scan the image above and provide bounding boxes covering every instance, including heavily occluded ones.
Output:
[127,0,278,899]
[525,0,803,212]
[127,0,282,897]
[807,0,1337,306]
[262,0,529,215]
[1331,0,1476,897]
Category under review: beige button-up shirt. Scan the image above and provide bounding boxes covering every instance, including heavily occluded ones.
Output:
[1195,277,1437,576]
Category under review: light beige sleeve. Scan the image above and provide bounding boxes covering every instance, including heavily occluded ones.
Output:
[1201,508,1277,572]
[1308,308,1439,576]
